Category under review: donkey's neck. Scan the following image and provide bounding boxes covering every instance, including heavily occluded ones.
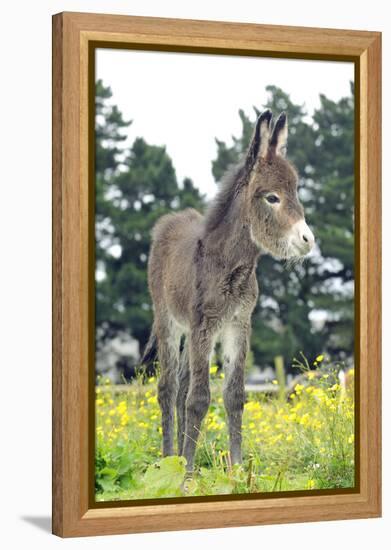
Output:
[203,187,260,269]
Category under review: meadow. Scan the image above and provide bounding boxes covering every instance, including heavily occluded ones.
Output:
[95,356,355,501]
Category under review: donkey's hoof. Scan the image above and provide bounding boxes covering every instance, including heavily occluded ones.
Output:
[181,471,195,494]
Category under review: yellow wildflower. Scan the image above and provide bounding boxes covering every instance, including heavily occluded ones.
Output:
[120,413,129,426]
[117,400,127,411]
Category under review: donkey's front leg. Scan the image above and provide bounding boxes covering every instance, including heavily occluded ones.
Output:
[183,331,212,473]
[221,322,249,465]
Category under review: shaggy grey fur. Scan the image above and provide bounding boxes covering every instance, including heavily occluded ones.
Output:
[143,110,313,472]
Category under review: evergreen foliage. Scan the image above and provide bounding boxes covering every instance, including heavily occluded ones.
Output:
[95,80,354,373]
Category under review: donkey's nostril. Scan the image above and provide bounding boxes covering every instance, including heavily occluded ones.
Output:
[293,220,314,253]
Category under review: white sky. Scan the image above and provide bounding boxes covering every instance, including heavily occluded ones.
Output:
[96,49,353,198]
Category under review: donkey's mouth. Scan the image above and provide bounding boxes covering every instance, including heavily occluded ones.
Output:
[268,239,313,260]
[287,241,314,258]
[263,241,300,260]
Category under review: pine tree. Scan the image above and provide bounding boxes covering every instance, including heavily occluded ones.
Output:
[95,82,204,362]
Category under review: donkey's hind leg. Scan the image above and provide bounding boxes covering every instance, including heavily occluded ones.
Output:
[176,339,190,456]
[156,317,180,457]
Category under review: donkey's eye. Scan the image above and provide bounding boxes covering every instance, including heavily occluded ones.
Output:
[266,194,280,204]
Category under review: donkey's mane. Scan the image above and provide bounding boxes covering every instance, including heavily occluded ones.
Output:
[204,159,248,233]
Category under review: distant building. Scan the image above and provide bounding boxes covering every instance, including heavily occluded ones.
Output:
[96,331,140,383]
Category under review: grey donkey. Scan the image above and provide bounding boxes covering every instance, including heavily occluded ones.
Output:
[142,110,315,473]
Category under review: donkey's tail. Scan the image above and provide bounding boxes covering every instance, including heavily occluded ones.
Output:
[140,327,158,367]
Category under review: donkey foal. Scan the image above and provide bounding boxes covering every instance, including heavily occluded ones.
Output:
[143,110,315,472]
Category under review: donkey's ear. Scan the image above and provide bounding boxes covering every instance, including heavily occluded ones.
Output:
[246,109,272,167]
[269,112,288,157]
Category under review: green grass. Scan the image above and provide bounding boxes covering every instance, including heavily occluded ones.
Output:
[95,358,355,501]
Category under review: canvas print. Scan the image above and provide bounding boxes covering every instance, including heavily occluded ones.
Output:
[94,49,355,502]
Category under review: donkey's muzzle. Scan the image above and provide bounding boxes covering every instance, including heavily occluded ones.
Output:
[290,219,315,256]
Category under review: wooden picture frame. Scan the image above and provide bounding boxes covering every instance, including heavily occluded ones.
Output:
[52,11,381,538]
